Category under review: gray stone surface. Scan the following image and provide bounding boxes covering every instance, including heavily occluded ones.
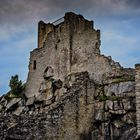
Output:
[26,96,35,106]
[104,81,135,97]
[13,106,24,116]
[135,64,140,137]
[6,98,21,110]
[0,71,137,140]
[25,12,125,98]
[0,12,138,140]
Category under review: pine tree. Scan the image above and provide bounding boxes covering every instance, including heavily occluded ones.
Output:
[9,75,23,96]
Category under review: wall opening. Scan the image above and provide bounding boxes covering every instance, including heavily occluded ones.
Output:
[43,66,54,79]
[33,60,36,70]
[59,27,62,32]
[55,45,58,50]
[91,130,99,140]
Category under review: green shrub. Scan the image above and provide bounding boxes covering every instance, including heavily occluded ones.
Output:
[9,75,24,97]
[97,95,109,102]
[110,96,123,101]
[96,95,123,102]
[111,77,135,84]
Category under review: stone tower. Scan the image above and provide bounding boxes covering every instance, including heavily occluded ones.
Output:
[25,12,122,98]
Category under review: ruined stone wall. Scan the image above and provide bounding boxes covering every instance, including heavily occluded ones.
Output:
[38,21,54,49]
[25,12,100,98]
[1,12,137,140]
[70,31,120,82]
[26,16,70,97]
[25,12,126,98]
[25,35,70,98]
[0,71,136,140]
[135,64,140,137]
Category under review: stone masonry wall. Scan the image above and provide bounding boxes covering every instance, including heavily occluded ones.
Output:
[25,12,99,98]
[0,12,138,140]
[25,12,127,98]
[135,64,140,138]
[0,71,136,140]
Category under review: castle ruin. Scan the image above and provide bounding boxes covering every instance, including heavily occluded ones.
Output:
[25,12,124,98]
[0,12,140,140]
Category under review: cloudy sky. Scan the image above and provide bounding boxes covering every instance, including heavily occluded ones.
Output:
[0,0,140,95]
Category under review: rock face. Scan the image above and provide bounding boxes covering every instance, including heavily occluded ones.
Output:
[0,71,136,140]
[0,12,139,140]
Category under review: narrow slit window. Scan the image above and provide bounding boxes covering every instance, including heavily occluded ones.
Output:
[33,60,36,70]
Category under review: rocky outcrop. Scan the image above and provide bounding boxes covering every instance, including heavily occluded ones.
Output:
[0,71,136,140]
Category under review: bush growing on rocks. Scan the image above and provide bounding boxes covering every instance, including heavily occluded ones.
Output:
[9,75,24,97]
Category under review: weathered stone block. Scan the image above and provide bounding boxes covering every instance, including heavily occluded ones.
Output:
[13,106,25,116]
[0,12,138,140]
[105,100,113,111]
[6,98,21,110]
[26,96,35,106]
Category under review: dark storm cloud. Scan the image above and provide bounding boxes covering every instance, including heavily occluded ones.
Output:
[114,0,140,8]
[0,0,140,26]
[46,0,95,11]
[0,0,44,25]
[0,0,139,31]
[126,0,140,9]
[0,0,95,25]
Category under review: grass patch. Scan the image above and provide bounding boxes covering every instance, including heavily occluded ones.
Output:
[110,96,123,101]
[96,95,123,102]
[97,95,109,102]
[111,77,134,84]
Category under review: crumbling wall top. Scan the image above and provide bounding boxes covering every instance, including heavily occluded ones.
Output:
[38,12,94,48]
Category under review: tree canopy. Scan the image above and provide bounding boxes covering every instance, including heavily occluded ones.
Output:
[9,75,23,96]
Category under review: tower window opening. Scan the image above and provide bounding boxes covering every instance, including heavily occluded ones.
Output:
[60,27,62,32]
[33,60,36,70]
[55,45,58,50]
